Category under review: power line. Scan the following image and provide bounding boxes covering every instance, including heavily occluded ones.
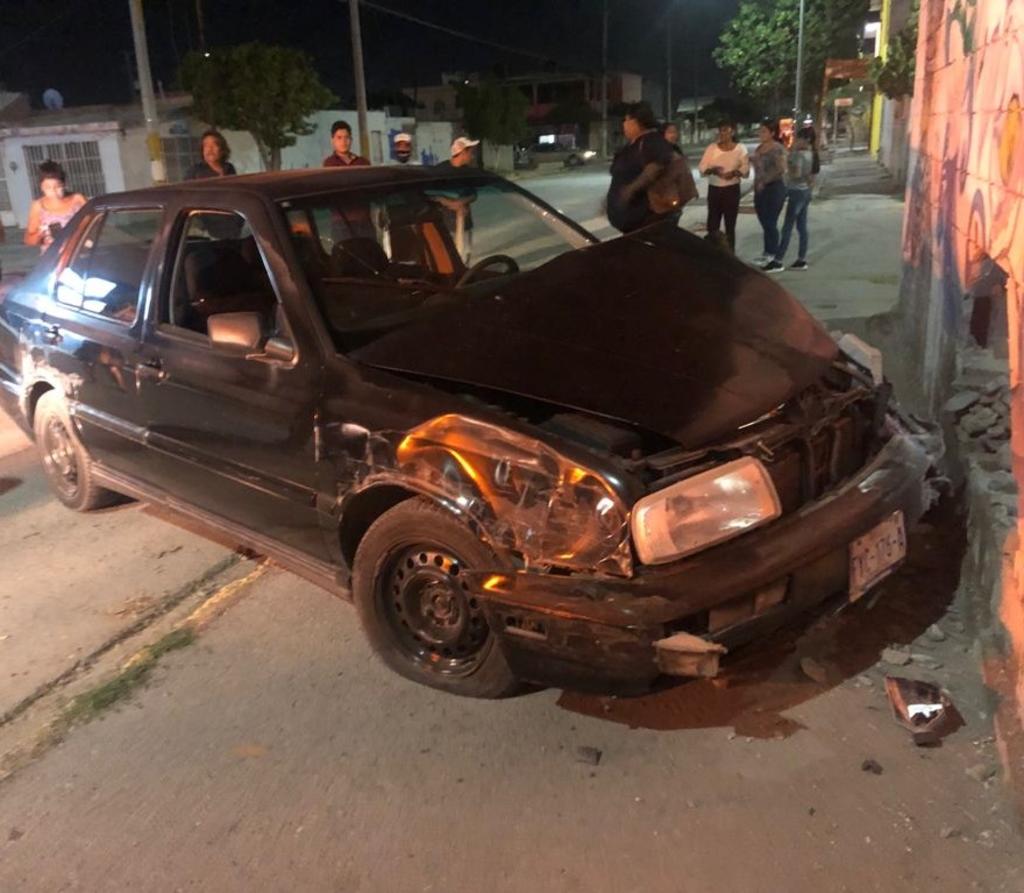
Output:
[0,0,91,58]
[342,0,557,65]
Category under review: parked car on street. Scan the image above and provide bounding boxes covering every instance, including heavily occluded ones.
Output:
[0,167,931,697]
[520,142,597,169]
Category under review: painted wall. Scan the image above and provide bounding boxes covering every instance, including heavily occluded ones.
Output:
[901,0,1024,728]
[901,0,1023,406]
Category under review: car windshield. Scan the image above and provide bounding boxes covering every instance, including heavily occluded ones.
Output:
[280,178,592,352]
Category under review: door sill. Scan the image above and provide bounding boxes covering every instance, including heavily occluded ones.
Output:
[91,463,348,599]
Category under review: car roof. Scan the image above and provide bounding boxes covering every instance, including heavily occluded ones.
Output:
[100,166,504,205]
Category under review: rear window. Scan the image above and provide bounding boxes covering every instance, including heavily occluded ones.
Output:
[55,208,162,324]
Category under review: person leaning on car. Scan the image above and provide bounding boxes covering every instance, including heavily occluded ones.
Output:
[606,101,677,234]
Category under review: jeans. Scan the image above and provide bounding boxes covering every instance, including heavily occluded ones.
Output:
[775,187,811,262]
[707,183,740,251]
[754,179,786,257]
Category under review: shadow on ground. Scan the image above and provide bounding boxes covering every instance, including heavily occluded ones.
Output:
[557,496,965,738]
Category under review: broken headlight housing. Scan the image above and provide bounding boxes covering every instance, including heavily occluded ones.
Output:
[397,415,632,575]
[631,457,782,565]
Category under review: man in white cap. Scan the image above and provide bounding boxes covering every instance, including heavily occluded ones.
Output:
[432,136,480,260]
[435,136,480,171]
[393,132,414,164]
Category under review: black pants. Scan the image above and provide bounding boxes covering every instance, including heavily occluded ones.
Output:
[707,183,740,251]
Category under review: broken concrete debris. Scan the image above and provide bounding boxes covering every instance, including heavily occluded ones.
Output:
[942,390,981,414]
[881,647,913,667]
[965,763,997,784]
[799,656,829,684]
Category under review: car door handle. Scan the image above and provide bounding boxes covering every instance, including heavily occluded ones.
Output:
[42,324,62,345]
[135,359,167,382]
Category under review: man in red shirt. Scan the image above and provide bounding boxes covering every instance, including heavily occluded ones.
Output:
[323,120,370,167]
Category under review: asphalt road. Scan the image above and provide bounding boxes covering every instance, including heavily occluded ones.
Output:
[0,450,1021,891]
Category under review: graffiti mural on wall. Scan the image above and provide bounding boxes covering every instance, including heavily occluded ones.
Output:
[903,0,1024,336]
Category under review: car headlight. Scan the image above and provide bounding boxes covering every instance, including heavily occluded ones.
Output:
[396,415,632,575]
[630,457,781,565]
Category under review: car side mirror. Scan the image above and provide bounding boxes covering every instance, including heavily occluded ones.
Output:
[208,311,264,352]
[207,312,296,363]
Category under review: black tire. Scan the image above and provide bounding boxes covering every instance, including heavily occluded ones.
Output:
[352,497,519,698]
[33,391,116,512]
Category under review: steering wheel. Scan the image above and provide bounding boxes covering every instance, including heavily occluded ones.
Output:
[456,254,520,288]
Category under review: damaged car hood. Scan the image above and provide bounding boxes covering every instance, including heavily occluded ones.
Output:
[352,230,838,448]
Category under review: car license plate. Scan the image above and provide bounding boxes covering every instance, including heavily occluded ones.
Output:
[849,511,906,602]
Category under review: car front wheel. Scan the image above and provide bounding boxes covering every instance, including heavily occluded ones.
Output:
[33,391,116,512]
[352,497,519,698]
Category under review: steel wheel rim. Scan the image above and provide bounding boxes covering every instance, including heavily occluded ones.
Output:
[380,545,491,676]
[41,415,79,500]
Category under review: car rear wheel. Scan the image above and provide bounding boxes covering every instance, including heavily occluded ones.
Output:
[352,498,519,698]
[33,391,116,512]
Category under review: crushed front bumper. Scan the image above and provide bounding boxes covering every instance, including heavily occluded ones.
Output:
[466,432,932,693]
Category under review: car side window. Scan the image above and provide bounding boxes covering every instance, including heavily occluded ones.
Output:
[165,210,280,337]
[54,209,162,324]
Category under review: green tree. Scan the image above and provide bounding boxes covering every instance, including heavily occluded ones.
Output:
[871,6,919,99]
[180,43,335,171]
[714,0,868,114]
[457,80,530,146]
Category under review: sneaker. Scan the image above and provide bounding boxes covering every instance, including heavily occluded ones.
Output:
[761,260,785,273]
[751,255,769,265]
[790,260,809,271]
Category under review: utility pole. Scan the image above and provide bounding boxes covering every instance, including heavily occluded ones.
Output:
[195,0,206,52]
[349,0,371,160]
[794,0,806,116]
[128,0,165,184]
[665,4,672,121]
[601,0,609,158]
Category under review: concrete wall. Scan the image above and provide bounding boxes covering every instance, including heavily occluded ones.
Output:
[878,97,911,186]
[899,0,1024,767]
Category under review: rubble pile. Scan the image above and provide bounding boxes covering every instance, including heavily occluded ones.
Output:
[943,350,1017,531]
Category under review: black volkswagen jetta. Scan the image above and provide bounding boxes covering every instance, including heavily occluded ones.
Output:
[0,167,930,697]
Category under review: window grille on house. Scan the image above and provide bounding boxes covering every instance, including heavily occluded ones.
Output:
[24,141,107,198]
[161,136,201,182]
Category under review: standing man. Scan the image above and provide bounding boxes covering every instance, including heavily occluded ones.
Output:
[324,120,370,167]
[435,136,479,171]
[433,137,480,261]
[393,132,414,164]
[606,102,676,234]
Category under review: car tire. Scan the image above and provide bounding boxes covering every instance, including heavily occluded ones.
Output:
[33,391,116,512]
[352,497,520,698]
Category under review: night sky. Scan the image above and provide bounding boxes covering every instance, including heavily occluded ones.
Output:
[2,0,739,109]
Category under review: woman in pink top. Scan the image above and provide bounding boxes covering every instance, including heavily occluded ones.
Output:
[698,120,749,252]
[24,161,87,253]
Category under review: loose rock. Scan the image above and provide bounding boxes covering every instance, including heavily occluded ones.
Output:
[965,763,997,783]
[800,656,829,684]
[961,406,999,436]
[861,758,884,775]
[882,647,913,667]
[943,390,981,414]
[940,826,961,839]
[575,746,603,766]
[926,623,947,642]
